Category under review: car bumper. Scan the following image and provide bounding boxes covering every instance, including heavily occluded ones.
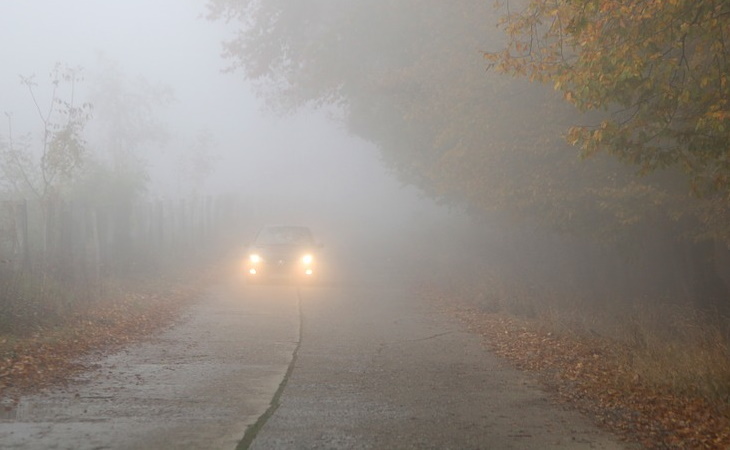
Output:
[245,263,315,281]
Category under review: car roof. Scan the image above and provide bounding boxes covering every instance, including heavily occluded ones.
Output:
[254,225,315,245]
[260,225,311,231]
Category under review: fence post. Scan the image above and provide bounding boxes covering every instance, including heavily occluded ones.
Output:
[86,207,101,299]
[16,200,30,273]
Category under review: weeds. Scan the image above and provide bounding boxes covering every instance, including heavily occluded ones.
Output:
[542,301,730,406]
[438,266,730,410]
[426,272,730,447]
[616,305,730,403]
[0,269,92,335]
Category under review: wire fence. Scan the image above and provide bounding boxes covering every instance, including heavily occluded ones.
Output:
[0,195,246,284]
[0,194,248,333]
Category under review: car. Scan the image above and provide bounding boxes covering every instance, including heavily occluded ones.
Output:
[244,225,321,283]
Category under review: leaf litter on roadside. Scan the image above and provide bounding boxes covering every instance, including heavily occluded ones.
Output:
[0,278,203,402]
[432,297,730,449]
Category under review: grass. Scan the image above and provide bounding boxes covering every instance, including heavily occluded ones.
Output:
[430,266,730,412]
[535,300,730,406]
[0,271,79,335]
[424,269,730,447]
[0,267,209,399]
[617,306,730,403]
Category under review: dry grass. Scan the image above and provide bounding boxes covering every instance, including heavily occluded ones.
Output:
[453,268,730,406]
[533,300,730,406]
[0,271,207,399]
[0,271,80,334]
[617,306,730,403]
[423,268,730,447]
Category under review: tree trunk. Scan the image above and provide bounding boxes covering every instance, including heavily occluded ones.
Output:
[684,239,730,314]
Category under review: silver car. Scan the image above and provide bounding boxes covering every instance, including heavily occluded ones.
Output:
[244,225,320,283]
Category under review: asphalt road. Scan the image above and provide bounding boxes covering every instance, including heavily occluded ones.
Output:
[249,278,630,450]
[0,268,632,449]
[0,281,300,449]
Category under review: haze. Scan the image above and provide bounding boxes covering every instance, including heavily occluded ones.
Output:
[0,0,457,258]
[1,2,728,447]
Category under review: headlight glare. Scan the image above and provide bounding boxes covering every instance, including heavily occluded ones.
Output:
[301,254,313,264]
[249,254,261,264]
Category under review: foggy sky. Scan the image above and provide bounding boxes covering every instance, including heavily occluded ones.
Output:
[0,0,454,240]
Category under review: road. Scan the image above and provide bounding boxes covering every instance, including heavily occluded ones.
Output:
[248,278,630,450]
[0,281,299,449]
[0,269,632,449]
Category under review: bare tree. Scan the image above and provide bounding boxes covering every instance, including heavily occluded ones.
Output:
[0,63,92,260]
[177,128,219,198]
[1,63,91,202]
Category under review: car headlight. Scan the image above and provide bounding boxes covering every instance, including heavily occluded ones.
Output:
[301,254,313,264]
[249,254,262,264]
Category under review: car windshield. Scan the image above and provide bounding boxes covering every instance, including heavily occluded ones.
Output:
[254,226,314,246]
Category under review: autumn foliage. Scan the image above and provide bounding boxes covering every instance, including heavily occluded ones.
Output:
[457,307,730,449]
[424,281,730,449]
[486,0,730,197]
[0,277,199,399]
[208,3,730,445]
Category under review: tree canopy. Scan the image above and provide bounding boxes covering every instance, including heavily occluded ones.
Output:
[486,0,730,197]
[207,0,729,243]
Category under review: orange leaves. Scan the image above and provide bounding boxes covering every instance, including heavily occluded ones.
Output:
[492,0,730,196]
[0,277,201,400]
[566,126,582,146]
[422,275,730,448]
[445,300,730,449]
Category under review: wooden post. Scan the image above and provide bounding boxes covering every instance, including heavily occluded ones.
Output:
[86,207,101,299]
[17,200,30,273]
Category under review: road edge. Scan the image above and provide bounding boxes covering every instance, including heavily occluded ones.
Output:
[236,288,304,449]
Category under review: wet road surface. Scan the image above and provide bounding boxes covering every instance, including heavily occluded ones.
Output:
[0,269,632,449]
[249,278,630,449]
[0,282,299,449]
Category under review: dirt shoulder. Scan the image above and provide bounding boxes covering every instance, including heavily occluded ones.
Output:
[444,302,730,449]
[0,272,207,402]
[0,279,300,449]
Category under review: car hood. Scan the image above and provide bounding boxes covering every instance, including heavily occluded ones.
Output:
[249,244,314,258]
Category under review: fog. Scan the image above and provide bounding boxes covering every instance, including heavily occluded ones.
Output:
[0,4,727,446]
[4,0,726,308]
[0,0,474,277]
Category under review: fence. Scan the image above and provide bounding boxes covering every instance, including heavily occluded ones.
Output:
[0,195,247,284]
